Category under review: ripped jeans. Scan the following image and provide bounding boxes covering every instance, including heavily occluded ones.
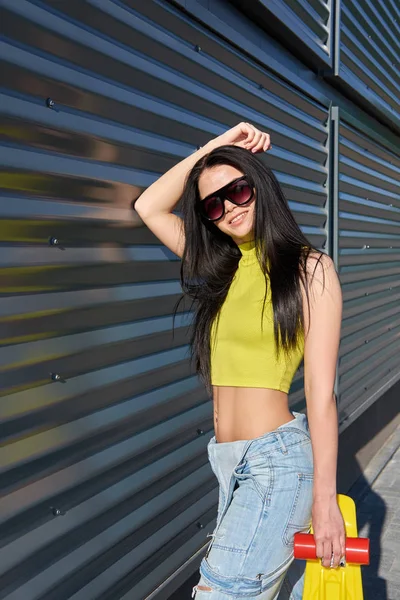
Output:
[192,412,313,599]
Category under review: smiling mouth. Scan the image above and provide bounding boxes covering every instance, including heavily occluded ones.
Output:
[230,212,247,225]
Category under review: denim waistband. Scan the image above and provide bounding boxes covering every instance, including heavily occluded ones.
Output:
[208,412,309,448]
[207,412,310,489]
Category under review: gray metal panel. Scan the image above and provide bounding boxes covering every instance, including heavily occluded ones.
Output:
[337,118,400,430]
[339,0,400,130]
[0,0,329,598]
[230,0,332,69]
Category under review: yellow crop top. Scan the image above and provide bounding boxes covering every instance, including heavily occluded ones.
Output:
[210,241,304,393]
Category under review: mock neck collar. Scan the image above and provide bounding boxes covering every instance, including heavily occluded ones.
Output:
[238,240,258,266]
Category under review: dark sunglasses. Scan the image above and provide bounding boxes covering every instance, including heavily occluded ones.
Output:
[197,176,254,221]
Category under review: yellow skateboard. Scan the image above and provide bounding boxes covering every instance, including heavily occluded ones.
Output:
[295,494,369,599]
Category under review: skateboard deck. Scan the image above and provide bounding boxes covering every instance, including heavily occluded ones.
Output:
[301,494,364,599]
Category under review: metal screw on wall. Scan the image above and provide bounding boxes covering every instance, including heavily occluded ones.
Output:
[51,507,66,516]
[49,236,65,250]
[46,98,59,112]
[51,372,66,383]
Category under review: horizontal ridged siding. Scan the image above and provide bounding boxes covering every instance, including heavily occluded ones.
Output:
[340,0,400,128]
[0,0,329,598]
[231,0,332,68]
[338,121,400,429]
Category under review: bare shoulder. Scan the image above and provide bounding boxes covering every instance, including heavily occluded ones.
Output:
[302,250,341,298]
[303,249,334,273]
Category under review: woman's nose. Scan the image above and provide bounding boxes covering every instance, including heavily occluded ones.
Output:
[224,198,236,212]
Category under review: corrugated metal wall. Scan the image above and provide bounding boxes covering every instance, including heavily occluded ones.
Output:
[0,0,399,599]
[339,0,400,126]
[231,0,332,67]
[337,115,400,430]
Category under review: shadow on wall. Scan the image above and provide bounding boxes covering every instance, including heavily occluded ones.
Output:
[169,380,400,600]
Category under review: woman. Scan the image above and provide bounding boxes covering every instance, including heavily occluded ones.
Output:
[135,123,345,599]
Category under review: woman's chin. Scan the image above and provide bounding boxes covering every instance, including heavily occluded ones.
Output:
[231,229,254,244]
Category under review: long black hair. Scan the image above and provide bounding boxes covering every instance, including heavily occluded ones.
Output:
[180,145,322,391]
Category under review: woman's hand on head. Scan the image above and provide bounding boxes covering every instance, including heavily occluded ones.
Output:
[212,122,271,154]
[312,496,346,569]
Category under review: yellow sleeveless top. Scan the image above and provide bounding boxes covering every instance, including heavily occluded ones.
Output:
[210,242,304,392]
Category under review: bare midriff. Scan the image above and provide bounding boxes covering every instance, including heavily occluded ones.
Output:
[212,386,295,442]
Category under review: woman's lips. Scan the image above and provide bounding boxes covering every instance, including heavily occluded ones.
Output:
[229,211,247,226]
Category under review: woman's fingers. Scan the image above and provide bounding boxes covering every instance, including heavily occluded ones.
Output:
[263,133,272,151]
[315,538,325,564]
[331,534,343,568]
[219,122,271,152]
[253,132,268,153]
[340,534,346,558]
[243,122,257,147]
[248,130,263,152]
[243,124,270,153]
[317,534,344,568]
[322,540,333,568]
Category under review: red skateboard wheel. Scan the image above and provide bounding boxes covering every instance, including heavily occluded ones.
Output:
[294,533,370,565]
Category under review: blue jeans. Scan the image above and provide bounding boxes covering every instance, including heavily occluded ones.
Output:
[192,412,313,599]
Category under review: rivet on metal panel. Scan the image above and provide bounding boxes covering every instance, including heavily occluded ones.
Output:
[197,428,204,436]
[196,522,204,529]
[51,507,66,516]
[48,236,65,250]
[51,372,66,383]
[194,45,201,52]
[46,97,55,109]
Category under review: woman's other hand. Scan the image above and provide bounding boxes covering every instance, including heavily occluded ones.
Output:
[212,122,271,154]
[312,496,346,568]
